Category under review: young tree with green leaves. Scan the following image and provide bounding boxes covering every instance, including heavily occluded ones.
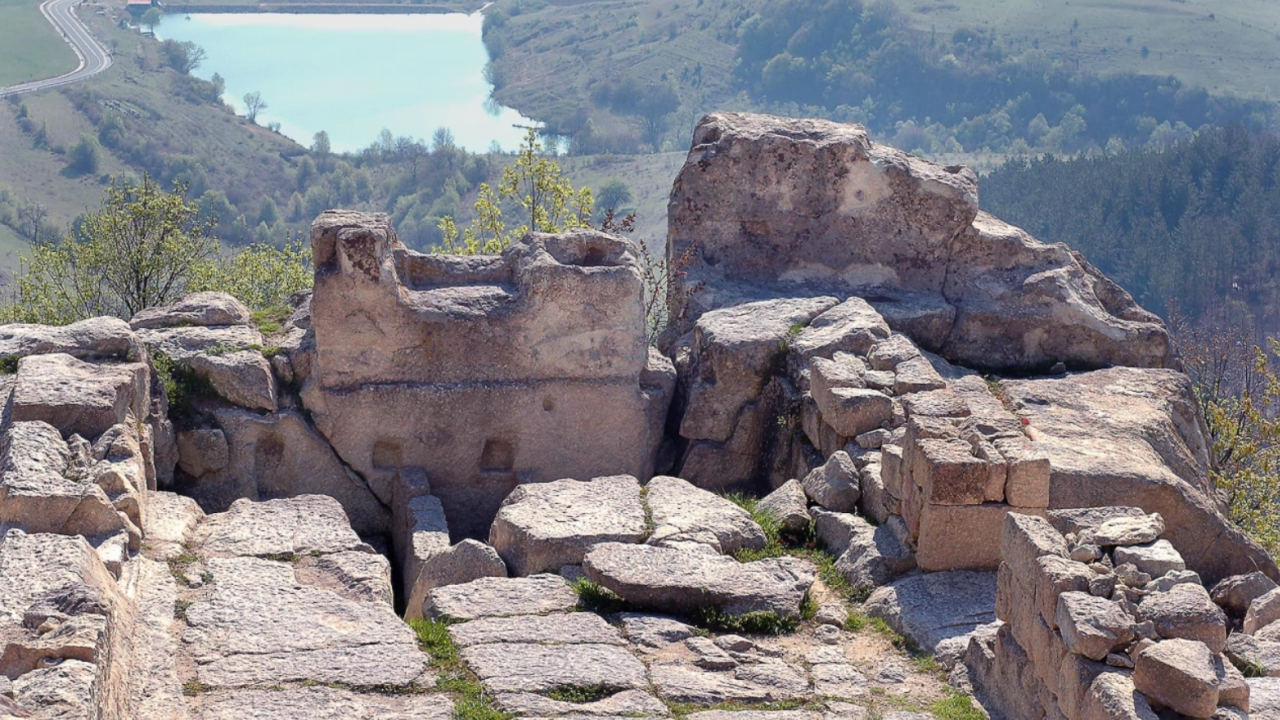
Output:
[3,176,216,324]
[438,128,592,254]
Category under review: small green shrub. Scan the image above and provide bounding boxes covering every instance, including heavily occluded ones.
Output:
[690,606,798,635]
[543,684,618,703]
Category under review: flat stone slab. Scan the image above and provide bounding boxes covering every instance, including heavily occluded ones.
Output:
[426,575,578,621]
[864,570,996,658]
[197,687,454,720]
[494,689,669,717]
[645,475,766,554]
[184,557,428,688]
[584,542,814,618]
[490,475,647,576]
[459,642,648,693]
[449,612,625,648]
[649,661,810,704]
[195,495,371,559]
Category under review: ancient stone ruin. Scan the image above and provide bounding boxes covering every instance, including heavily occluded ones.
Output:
[1,111,1278,720]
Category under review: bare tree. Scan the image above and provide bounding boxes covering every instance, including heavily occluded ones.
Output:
[17,202,49,241]
[243,91,267,124]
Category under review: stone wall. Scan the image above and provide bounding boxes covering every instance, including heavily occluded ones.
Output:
[968,509,1248,720]
[303,212,673,538]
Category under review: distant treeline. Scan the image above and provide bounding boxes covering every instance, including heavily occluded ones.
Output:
[982,125,1280,334]
[733,0,1271,155]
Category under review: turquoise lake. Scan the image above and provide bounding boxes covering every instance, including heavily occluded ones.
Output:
[160,12,532,152]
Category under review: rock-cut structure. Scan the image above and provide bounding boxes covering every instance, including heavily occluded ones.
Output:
[0,111,1277,720]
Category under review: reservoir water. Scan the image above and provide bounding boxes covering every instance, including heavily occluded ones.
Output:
[160,12,533,152]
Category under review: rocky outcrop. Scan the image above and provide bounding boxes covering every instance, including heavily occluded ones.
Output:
[667,112,1173,372]
[304,214,673,538]
[1001,368,1274,584]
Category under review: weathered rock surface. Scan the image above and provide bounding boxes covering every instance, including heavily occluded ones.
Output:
[1138,582,1228,654]
[490,474,647,576]
[11,353,149,440]
[666,112,1172,372]
[426,574,579,621]
[1056,591,1135,661]
[1001,368,1276,584]
[197,687,454,720]
[459,642,648,693]
[306,215,670,538]
[129,291,253,330]
[0,317,140,362]
[584,542,814,618]
[193,494,372,558]
[801,451,861,512]
[1212,572,1278,618]
[645,475,767,554]
[864,570,996,663]
[1115,539,1186,578]
[0,421,133,539]
[813,509,915,592]
[756,480,811,533]
[1133,639,1220,719]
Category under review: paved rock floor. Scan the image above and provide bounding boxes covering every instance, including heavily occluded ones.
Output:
[136,492,968,720]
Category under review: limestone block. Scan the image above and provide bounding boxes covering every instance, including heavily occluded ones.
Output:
[0,316,140,362]
[815,387,893,438]
[12,353,148,440]
[490,475,647,576]
[757,479,811,533]
[1091,513,1166,547]
[917,503,1045,572]
[910,437,988,506]
[789,298,891,362]
[1001,512,1070,579]
[1057,591,1137,661]
[645,475,766,554]
[583,542,814,618]
[1115,539,1186,578]
[1080,671,1159,720]
[1133,639,1220,719]
[426,575,578,622]
[993,435,1050,508]
[1138,583,1228,654]
[801,451,861,512]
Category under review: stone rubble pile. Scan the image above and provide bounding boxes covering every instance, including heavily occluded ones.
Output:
[966,509,1280,720]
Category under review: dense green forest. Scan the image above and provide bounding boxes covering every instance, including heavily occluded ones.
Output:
[982,125,1280,334]
[733,0,1271,155]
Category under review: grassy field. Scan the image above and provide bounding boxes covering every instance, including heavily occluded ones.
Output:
[904,0,1280,101]
[0,0,77,87]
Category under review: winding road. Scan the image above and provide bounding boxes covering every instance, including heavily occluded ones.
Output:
[0,0,112,98]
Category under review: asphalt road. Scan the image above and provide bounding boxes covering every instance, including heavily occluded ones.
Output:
[0,0,112,98]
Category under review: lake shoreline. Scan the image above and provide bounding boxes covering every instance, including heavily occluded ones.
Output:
[162,2,482,14]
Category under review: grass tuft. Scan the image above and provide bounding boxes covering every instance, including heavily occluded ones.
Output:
[251,305,293,335]
[173,598,192,621]
[571,578,634,614]
[261,552,302,563]
[930,691,986,720]
[181,678,210,696]
[690,606,798,635]
[411,619,512,720]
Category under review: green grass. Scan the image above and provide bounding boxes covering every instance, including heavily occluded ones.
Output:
[411,619,512,720]
[0,0,77,87]
[929,691,986,720]
[173,598,192,621]
[690,606,799,635]
[251,304,292,335]
[181,678,210,696]
[570,578,634,615]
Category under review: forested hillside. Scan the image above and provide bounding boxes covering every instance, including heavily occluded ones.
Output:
[982,125,1280,335]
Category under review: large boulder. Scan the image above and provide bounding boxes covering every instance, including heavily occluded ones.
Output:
[583,542,814,619]
[1001,367,1276,585]
[489,474,647,576]
[666,112,1172,372]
